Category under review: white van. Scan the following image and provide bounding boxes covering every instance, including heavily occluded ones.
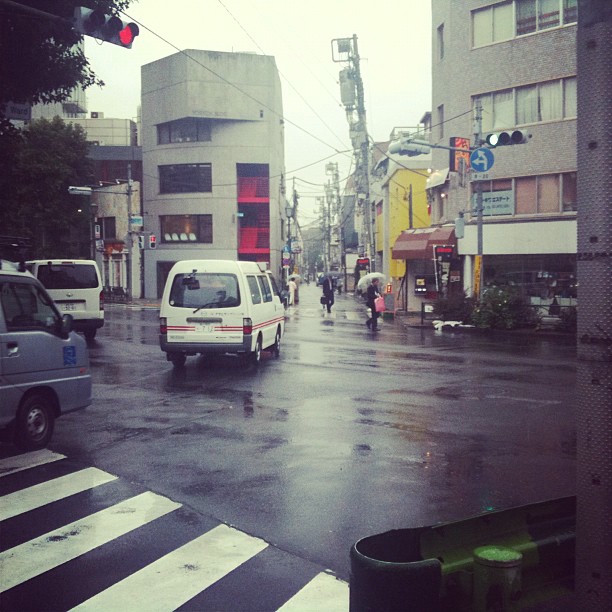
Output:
[27,259,104,340]
[0,259,92,450]
[159,260,285,367]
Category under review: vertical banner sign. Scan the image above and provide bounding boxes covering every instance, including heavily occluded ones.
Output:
[473,255,482,298]
[449,137,471,172]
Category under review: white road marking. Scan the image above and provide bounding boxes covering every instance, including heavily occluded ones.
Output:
[0,449,65,478]
[70,524,268,612]
[277,571,349,611]
[0,491,180,593]
[0,468,117,521]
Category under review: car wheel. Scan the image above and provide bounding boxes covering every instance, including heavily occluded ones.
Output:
[15,393,55,451]
[170,353,186,368]
[273,328,281,358]
[84,328,97,341]
[251,337,262,365]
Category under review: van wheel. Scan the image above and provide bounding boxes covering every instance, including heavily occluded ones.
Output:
[170,353,186,368]
[273,328,281,358]
[15,393,55,451]
[251,337,262,365]
[84,328,97,341]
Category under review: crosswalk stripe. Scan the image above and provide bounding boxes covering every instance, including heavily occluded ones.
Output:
[0,491,181,593]
[70,524,269,612]
[276,571,349,611]
[0,450,66,478]
[0,467,117,521]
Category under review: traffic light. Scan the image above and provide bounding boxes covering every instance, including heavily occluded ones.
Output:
[148,235,157,250]
[485,130,528,147]
[138,235,145,250]
[73,7,139,48]
[388,137,431,157]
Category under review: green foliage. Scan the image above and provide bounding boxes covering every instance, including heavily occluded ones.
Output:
[471,286,536,330]
[0,117,94,258]
[433,292,475,323]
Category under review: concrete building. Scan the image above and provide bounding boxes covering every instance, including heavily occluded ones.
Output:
[429,0,578,309]
[140,50,285,298]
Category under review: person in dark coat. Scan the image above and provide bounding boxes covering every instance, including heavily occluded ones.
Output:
[365,278,381,331]
[321,275,334,313]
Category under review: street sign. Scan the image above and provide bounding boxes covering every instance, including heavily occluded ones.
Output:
[470,147,494,173]
[471,171,491,181]
[130,215,143,227]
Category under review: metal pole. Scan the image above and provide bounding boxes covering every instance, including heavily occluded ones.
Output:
[474,99,484,299]
[126,162,133,300]
[408,184,413,229]
[575,2,612,608]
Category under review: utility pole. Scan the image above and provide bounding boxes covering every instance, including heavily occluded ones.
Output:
[332,34,373,270]
[575,2,612,608]
[126,162,133,300]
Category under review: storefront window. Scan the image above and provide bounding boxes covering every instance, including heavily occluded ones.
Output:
[483,254,577,300]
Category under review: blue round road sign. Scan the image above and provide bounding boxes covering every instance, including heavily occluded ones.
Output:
[470,148,495,172]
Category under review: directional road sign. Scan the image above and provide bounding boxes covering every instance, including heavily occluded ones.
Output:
[470,148,495,173]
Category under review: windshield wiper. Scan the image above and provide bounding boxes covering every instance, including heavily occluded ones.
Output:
[192,303,218,313]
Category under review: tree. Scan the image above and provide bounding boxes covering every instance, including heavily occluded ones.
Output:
[0,0,132,126]
[0,116,94,258]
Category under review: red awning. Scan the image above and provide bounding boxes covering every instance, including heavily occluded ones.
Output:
[392,226,456,260]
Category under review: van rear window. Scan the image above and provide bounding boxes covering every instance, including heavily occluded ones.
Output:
[37,265,98,289]
[169,273,240,309]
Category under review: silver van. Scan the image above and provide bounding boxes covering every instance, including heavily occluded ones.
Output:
[27,259,104,340]
[0,259,92,450]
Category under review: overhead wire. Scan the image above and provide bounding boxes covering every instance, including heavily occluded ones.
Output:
[120,9,349,158]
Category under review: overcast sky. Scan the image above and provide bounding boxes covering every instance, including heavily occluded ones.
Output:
[85,0,432,222]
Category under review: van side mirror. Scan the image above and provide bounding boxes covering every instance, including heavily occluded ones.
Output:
[60,314,74,338]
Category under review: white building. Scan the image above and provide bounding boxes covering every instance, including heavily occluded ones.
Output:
[140,50,286,298]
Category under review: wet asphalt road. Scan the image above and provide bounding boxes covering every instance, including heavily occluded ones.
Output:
[7,284,577,581]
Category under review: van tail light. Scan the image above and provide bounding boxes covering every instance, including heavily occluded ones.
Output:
[99,289,104,311]
[160,317,168,335]
[243,318,253,335]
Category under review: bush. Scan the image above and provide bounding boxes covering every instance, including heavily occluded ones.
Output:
[471,286,535,330]
[559,305,577,332]
[433,293,475,323]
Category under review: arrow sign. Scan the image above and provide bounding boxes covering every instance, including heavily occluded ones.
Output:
[470,148,495,173]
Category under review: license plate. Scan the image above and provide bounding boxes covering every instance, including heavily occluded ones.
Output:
[62,303,76,311]
[197,324,214,332]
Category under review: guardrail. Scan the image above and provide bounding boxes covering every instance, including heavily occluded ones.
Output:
[350,496,575,611]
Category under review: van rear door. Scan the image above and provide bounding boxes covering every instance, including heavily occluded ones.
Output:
[165,272,244,347]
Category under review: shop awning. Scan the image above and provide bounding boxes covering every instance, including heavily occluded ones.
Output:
[425,168,449,189]
[392,226,456,260]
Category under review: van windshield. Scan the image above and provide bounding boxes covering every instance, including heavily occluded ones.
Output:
[169,273,241,309]
[37,264,98,289]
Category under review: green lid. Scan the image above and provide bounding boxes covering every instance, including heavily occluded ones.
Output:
[473,546,523,567]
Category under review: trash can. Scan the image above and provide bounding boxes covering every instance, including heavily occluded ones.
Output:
[350,529,442,612]
[472,546,522,612]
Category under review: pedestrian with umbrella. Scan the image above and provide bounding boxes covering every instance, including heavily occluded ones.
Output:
[321,274,334,314]
[365,277,383,331]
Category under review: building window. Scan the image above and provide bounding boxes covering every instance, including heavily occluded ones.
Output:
[472,2,513,47]
[437,23,445,60]
[161,214,213,243]
[159,164,212,194]
[437,104,444,139]
[473,0,576,48]
[157,118,211,144]
[515,176,537,214]
[99,217,116,239]
[563,77,577,117]
[538,80,562,121]
[476,77,575,130]
[537,174,560,212]
[562,172,577,211]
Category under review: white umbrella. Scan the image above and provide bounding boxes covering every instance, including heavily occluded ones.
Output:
[357,272,385,291]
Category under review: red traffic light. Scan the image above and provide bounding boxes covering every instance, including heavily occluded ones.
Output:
[148,235,157,249]
[119,23,139,46]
